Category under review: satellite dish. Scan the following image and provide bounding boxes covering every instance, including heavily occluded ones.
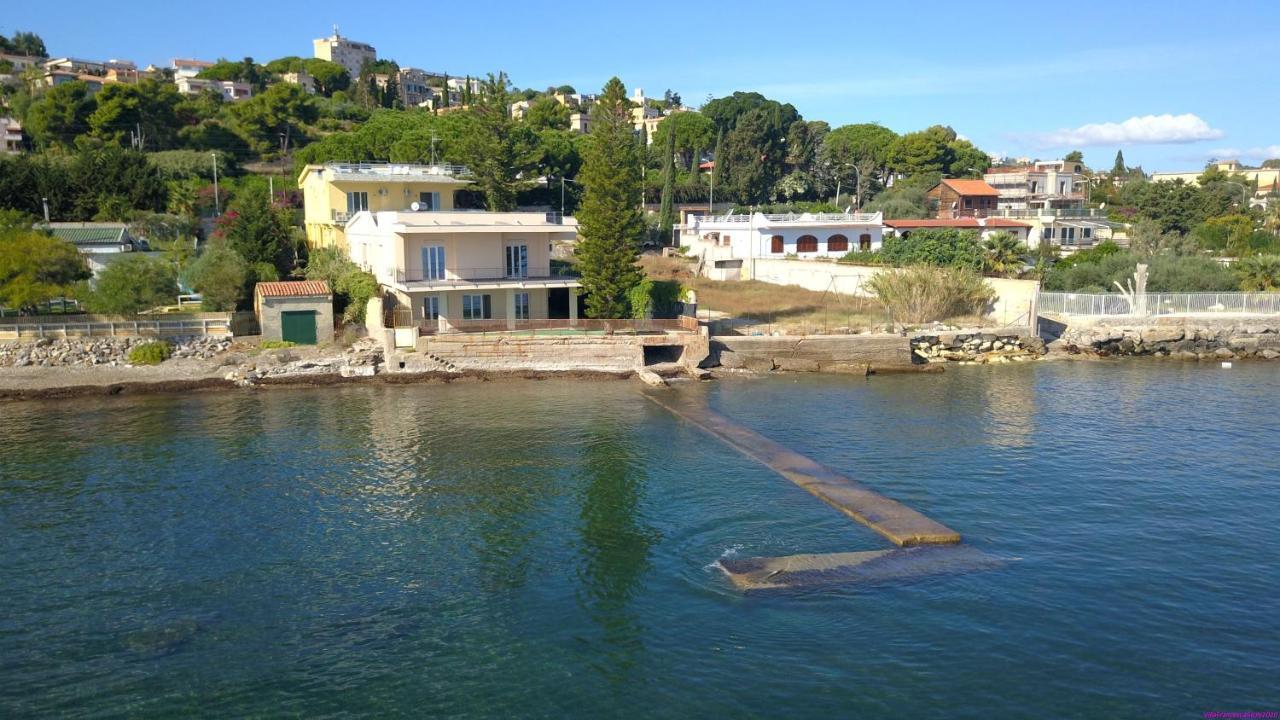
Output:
[411,201,424,211]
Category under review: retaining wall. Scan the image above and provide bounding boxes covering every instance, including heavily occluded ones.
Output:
[711,334,913,373]
[419,332,710,373]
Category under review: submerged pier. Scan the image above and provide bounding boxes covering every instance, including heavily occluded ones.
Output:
[646,390,996,591]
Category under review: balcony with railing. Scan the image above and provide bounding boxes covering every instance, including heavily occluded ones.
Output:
[692,211,881,225]
[393,265,581,287]
[324,161,473,180]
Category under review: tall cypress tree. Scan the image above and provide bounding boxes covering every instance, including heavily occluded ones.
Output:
[576,77,644,318]
[1112,149,1126,176]
[658,125,677,244]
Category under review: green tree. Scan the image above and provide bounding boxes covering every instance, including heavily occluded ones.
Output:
[0,230,91,312]
[658,125,677,244]
[1235,254,1280,291]
[982,231,1025,276]
[1112,150,1126,176]
[230,83,318,156]
[878,228,985,270]
[69,146,168,220]
[24,81,96,149]
[652,111,714,170]
[214,193,298,277]
[576,77,644,318]
[888,129,952,176]
[721,107,784,204]
[700,91,798,134]
[304,59,351,96]
[188,245,249,310]
[822,123,898,206]
[1064,150,1084,164]
[87,79,184,150]
[524,95,570,131]
[303,246,378,322]
[947,139,991,177]
[455,72,540,211]
[6,31,47,57]
[84,254,178,313]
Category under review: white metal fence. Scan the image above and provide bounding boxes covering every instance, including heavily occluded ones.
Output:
[1039,292,1280,317]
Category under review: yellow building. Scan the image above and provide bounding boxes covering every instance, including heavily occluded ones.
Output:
[1152,160,1280,191]
[297,162,474,249]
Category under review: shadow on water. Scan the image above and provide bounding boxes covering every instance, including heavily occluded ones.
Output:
[574,424,659,686]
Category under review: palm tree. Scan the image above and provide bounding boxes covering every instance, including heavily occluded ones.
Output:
[982,231,1025,276]
[1235,254,1280,291]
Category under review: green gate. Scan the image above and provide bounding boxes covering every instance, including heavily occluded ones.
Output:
[280,310,318,345]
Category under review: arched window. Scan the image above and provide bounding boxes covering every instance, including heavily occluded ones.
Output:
[796,235,818,253]
[827,234,849,252]
[770,235,784,253]
[859,234,872,251]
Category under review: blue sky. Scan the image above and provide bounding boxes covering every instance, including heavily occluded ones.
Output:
[7,0,1277,171]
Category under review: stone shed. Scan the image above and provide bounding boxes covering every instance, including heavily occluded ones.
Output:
[254,281,334,345]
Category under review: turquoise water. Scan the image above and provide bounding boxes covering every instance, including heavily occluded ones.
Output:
[1,363,1277,717]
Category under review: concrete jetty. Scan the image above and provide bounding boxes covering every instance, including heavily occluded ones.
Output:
[646,393,961,547]
[718,546,1003,592]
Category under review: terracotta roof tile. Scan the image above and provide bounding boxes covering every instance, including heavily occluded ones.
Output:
[255,280,332,297]
[940,179,1000,196]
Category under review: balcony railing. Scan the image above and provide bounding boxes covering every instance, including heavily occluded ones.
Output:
[326,161,473,178]
[419,317,700,336]
[394,266,581,285]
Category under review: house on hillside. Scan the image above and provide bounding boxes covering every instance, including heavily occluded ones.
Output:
[42,222,144,275]
[984,160,1087,214]
[926,179,1001,219]
[2,116,22,153]
[301,161,582,331]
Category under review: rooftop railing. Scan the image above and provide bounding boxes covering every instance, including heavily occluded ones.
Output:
[326,162,473,178]
[395,266,581,285]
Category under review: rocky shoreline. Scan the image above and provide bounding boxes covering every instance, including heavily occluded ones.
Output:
[911,331,1047,365]
[1055,321,1280,360]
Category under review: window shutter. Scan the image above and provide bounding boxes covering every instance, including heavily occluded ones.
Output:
[482,295,492,319]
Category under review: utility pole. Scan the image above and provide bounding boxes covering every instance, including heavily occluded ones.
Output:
[560,176,565,216]
[709,162,715,213]
[268,176,274,204]
[41,197,49,224]
[211,152,220,216]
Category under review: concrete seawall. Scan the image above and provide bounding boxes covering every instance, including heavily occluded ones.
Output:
[420,333,711,373]
[711,334,917,373]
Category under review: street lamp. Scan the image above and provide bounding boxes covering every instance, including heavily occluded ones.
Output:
[210,152,221,216]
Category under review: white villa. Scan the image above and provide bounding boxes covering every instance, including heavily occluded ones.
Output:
[344,209,581,333]
[680,210,884,279]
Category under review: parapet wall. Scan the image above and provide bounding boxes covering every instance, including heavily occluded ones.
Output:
[711,334,913,373]
[420,332,710,373]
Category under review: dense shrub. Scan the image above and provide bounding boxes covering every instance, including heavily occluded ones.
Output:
[1234,255,1280,291]
[84,254,178,314]
[128,341,172,365]
[627,278,684,319]
[303,247,378,323]
[865,266,995,324]
[877,229,985,270]
[188,245,249,310]
[1044,250,1239,292]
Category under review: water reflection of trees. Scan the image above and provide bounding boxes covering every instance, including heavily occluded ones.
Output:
[575,426,658,686]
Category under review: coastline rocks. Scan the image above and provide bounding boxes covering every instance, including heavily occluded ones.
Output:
[910,332,1045,364]
[0,336,231,368]
[1059,321,1280,360]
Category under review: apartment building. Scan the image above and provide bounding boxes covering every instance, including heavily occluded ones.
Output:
[984,159,1087,213]
[312,28,376,79]
[682,211,884,279]
[171,58,214,79]
[2,116,23,153]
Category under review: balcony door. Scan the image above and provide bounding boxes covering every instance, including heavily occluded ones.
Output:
[346,191,368,214]
[421,245,446,281]
[505,243,528,278]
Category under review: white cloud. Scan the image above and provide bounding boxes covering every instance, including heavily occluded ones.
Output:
[1027,114,1224,147]
[1205,145,1280,162]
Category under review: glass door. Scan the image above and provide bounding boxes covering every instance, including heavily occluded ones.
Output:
[505,244,528,278]
[421,245,446,280]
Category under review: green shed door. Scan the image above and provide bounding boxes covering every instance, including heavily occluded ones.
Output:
[281,310,318,345]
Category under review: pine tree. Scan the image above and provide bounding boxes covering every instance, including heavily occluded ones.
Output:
[576,77,644,319]
[455,72,539,211]
[1112,150,1126,176]
[658,124,677,245]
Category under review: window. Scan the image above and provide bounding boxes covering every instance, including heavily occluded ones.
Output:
[964,198,974,209]
[422,296,439,320]
[421,245,445,280]
[513,292,529,320]
[1083,228,1092,239]
[346,191,368,214]
[721,234,731,247]
[1043,228,1055,240]
[505,244,528,278]
[859,234,872,251]
[418,191,440,210]
[770,235,784,253]
[827,234,849,252]
[796,235,818,253]
[463,294,491,320]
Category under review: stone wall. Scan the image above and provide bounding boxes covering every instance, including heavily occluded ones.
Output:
[0,337,232,367]
[910,331,1046,364]
[419,333,710,373]
[1058,319,1280,360]
[711,335,913,373]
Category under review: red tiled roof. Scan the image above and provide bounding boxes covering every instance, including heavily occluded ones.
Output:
[939,179,1000,196]
[255,280,332,297]
[884,218,1030,229]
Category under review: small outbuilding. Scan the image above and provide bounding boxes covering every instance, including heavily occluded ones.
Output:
[254,280,334,345]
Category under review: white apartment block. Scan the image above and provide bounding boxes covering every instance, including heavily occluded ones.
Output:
[682,211,885,279]
[984,159,1087,213]
[312,29,376,79]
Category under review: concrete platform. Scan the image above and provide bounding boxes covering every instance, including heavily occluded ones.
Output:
[647,393,961,547]
[719,545,1003,592]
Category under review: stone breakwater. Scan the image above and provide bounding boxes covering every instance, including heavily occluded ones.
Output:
[911,332,1047,364]
[1059,321,1280,360]
[221,339,384,386]
[0,337,232,367]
